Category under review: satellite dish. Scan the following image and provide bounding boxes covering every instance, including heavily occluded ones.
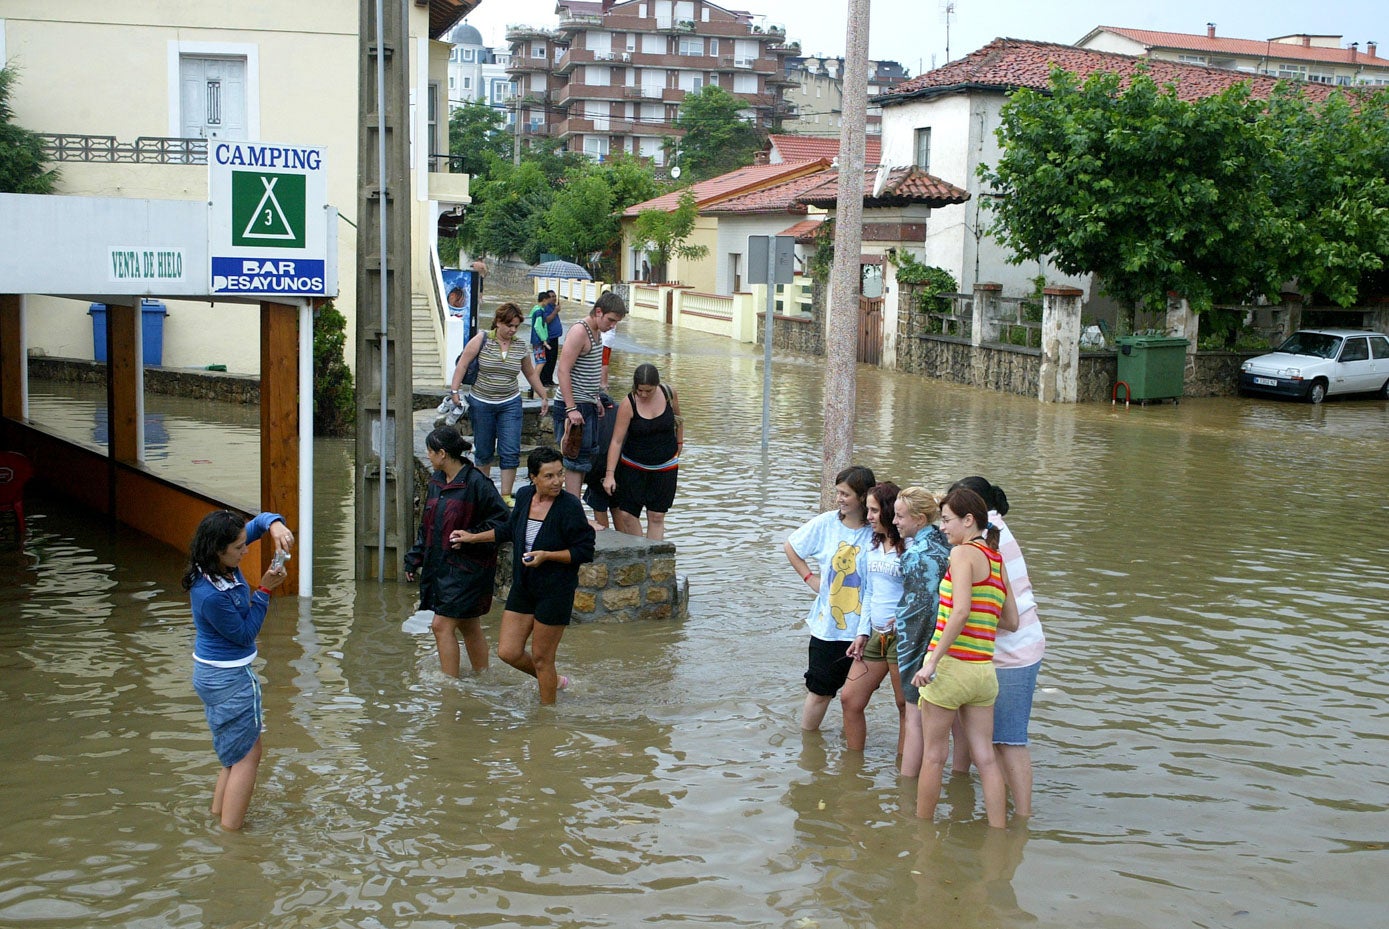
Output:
[670,165,682,179]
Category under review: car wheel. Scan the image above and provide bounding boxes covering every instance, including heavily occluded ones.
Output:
[1307,380,1327,404]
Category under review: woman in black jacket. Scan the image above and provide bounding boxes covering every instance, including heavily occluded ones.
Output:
[455,445,595,703]
[404,428,509,677]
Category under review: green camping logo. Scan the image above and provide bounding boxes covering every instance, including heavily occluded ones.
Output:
[231,170,307,249]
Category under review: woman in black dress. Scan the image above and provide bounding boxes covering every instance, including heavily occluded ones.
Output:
[602,363,682,540]
[404,428,509,677]
[454,446,596,704]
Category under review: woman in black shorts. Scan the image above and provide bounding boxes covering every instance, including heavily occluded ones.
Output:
[457,446,595,704]
[602,363,682,541]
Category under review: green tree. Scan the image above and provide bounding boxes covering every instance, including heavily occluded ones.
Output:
[1266,87,1389,306]
[672,85,762,181]
[0,66,58,193]
[312,301,354,436]
[980,68,1288,323]
[630,189,708,283]
[465,160,554,263]
[447,99,511,179]
[542,157,660,275]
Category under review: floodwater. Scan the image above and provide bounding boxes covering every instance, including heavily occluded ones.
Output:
[4,312,1389,929]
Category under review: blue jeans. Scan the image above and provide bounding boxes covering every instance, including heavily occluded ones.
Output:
[993,660,1041,745]
[467,394,522,470]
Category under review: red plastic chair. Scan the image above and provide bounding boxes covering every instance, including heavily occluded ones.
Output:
[0,451,34,536]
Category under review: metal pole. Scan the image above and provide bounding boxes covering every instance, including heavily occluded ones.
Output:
[375,0,389,579]
[821,0,871,508]
[761,255,776,453]
[299,300,315,597]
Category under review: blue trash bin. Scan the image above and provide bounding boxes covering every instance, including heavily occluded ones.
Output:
[88,300,168,365]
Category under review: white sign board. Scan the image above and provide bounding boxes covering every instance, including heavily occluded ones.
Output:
[208,141,332,297]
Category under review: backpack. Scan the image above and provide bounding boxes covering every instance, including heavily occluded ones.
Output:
[461,332,488,386]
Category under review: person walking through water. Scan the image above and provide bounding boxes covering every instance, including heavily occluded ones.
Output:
[447,303,550,505]
[454,447,596,704]
[183,508,293,830]
[554,291,628,498]
[784,465,876,733]
[404,427,510,677]
[602,363,682,541]
[912,486,1020,827]
[529,291,562,388]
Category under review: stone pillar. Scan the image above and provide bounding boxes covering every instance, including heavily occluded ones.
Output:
[1038,286,1083,403]
[972,282,1002,346]
[1280,292,1304,341]
[1165,294,1199,355]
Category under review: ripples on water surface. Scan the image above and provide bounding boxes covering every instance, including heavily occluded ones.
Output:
[3,317,1388,928]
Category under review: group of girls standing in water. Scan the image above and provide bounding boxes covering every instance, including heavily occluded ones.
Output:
[785,469,1046,828]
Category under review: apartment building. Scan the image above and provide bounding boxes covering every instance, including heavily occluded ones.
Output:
[780,56,910,137]
[1078,25,1389,86]
[506,0,798,163]
[445,22,515,121]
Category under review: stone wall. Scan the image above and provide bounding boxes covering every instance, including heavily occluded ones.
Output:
[486,258,537,297]
[896,335,1044,399]
[494,532,688,623]
[28,356,261,403]
[757,280,825,356]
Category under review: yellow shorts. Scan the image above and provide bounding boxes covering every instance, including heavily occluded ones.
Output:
[918,655,998,710]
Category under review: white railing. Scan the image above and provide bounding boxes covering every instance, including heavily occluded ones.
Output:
[681,291,734,319]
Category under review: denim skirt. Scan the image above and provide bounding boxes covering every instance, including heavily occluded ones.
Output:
[192,662,263,767]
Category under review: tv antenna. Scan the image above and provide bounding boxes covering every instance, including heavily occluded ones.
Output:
[941,1,956,62]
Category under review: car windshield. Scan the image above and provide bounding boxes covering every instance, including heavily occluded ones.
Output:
[1275,332,1342,359]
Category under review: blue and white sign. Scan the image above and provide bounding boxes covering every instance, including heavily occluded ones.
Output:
[208,141,336,298]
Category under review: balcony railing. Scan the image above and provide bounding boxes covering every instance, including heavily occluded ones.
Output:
[38,133,208,164]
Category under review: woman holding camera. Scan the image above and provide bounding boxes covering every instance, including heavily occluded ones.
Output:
[183,508,293,830]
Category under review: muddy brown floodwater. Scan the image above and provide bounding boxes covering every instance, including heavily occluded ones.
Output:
[3,313,1388,928]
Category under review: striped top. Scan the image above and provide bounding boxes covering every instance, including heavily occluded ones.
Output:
[928,539,1005,661]
[469,332,525,404]
[560,319,603,405]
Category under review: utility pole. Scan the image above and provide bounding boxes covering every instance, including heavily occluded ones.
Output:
[355,0,414,580]
[821,0,871,508]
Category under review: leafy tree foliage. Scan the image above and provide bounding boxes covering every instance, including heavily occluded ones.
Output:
[673,85,762,182]
[446,99,511,179]
[631,190,709,283]
[466,160,554,264]
[312,301,355,436]
[0,67,58,193]
[983,68,1389,318]
[543,157,660,278]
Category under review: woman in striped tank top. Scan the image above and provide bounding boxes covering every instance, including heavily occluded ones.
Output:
[911,487,1020,828]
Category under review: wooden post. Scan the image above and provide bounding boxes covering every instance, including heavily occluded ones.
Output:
[261,300,300,592]
[107,302,141,463]
[0,295,24,421]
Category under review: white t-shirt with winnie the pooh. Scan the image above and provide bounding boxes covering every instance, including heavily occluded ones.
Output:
[788,510,872,642]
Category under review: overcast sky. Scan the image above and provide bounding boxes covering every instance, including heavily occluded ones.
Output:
[465,0,1384,76]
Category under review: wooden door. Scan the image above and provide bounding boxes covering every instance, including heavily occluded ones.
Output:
[858,297,884,365]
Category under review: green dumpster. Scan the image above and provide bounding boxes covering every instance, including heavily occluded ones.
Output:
[1116,335,1189,402]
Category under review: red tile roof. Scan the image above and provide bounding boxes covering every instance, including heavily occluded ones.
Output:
[1089,27,1386,69]
[777,217,826,243]
[767,134,882,166]
[703,169,836,215]
[878,38,1342,106]
[796,166,970,209]
[621,160,830,217]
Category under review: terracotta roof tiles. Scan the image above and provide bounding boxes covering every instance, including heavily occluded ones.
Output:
[777,217,826,242]
[1093,27,1386,69]
[796,166,970,209]
[877,38,1342,106]
[622,160,829,217]
[767,134,882,166]
[703,169,837,215]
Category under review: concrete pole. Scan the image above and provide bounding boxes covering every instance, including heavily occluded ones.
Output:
[821,0,871,508]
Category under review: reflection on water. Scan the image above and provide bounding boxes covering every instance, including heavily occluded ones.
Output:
[4,317,1388,928]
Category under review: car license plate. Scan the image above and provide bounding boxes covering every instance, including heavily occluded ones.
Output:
[1253,377,1277,387]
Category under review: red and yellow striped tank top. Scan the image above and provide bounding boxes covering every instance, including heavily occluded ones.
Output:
[928,540,1005,661]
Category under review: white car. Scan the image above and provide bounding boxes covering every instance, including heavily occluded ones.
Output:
[1239,329,1389,403]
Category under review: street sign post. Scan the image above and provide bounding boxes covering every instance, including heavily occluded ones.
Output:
[208,141,335,298]
[748,235,796,453]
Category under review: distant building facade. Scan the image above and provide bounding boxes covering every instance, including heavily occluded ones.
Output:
[445,22,515,123]
[505,0,799,162]
[1077,25,1389,87]
[780,55,910,137]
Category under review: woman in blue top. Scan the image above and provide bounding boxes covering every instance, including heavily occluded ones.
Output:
[891,487,951,778]
[182,509,293,830]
